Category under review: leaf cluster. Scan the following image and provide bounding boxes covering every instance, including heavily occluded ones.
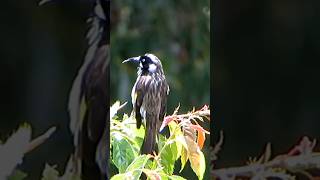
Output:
[110,101,210,180]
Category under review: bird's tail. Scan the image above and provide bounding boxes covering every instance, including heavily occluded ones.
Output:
[141,114,159,155]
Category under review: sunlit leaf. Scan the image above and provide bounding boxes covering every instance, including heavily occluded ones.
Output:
[112,137,136,173]
[169,175,187,180]
[197,131,205,150]
[126,154,152,179]
[180,147,188,172]
[110,173,131,180]
[185,136,205,180]
[160,139,177,175]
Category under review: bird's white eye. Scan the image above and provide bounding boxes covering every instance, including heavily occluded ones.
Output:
[142,59,145,63]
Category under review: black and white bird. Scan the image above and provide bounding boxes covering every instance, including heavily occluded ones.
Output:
[123,54,169,154]
[68,0,109,179]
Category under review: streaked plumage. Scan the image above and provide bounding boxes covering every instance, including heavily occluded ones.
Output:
[123,54,169,154]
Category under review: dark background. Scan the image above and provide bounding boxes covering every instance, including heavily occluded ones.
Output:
[213,0,320,168]
[0,1,92,179]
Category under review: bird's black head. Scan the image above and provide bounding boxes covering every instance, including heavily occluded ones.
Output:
[122,53,163,74]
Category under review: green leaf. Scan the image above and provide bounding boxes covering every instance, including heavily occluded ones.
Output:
[110,173,128,180]
[158,134,167,151]
[160,139,177,175]
[8,169,27,180]
[180,147,188,172]
[168,121,184,160]
[112,136,136,173]
[41,164,59,180]
[169,175,187,180]
[126,154,152,179]
[157,171,187,180]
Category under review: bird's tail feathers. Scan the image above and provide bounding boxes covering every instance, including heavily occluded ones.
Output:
[141,114,158,155]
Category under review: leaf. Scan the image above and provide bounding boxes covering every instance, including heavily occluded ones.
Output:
[185,136,206,180]
[112,136,136,173]
[41,164,59,180]
[156,172,187,180]
[189,124,210,134]
[169,175,187,180]
[110,101,127,120]
[168,121,183,159]
[126,154,152,179]
[180,147,188,172]
[197,130,205,150]
[158,134,167,152]
[160,116,174,132]
[183,124,197,142]
[110,173,131,180]
[134,124,145,142]
[160,104,180,132]
[160,139,177,175]
[143,169,161,180]
[7,169,27,180]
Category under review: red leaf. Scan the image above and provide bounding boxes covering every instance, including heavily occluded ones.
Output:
[159,115,174,132]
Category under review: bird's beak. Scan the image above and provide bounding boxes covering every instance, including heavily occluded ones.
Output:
[122,56,140,64]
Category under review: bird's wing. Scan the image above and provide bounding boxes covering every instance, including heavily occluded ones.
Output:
[132,75,152,129]
[159,79,169,123]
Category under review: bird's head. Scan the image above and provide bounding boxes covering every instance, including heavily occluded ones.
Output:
[122,53,163,74]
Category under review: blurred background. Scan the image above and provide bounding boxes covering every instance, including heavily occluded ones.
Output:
[0,0,93,179]
[110,0,210,179]
[214,0,320,169]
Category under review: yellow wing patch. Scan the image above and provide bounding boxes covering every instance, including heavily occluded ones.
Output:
[132,91,138,105]
[79,96,87,129]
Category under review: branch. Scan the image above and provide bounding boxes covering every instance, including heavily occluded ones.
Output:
[160,104,210,132]
[211,131,224,165]
[213,153,320,179]
[212,136,320,179]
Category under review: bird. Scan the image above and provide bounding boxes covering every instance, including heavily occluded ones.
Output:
[122,53,170,155]
[68,0,109,179]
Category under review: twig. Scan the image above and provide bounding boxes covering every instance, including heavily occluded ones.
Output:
[212,131,224,163]
[164,110,210,122]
